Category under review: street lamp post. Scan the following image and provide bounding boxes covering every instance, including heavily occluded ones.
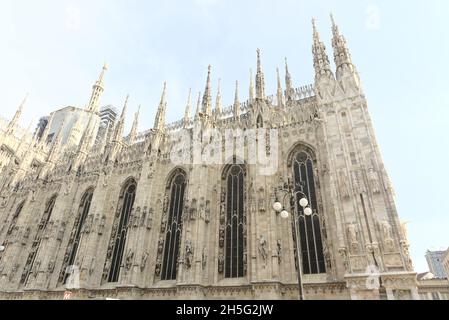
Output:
[273,180,312,301]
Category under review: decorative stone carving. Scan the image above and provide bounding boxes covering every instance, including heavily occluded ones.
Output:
[258,235,268,262]
[379,219,395,252]
[323,240,332,271]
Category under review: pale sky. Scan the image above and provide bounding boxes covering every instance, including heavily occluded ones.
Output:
[1,0,448,273]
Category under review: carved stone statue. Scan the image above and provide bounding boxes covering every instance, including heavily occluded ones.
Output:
[347,223,359,253]
[277,239,282,264]
[145,208,153,230]
[381,219,392,240]
[338,170,350,199]
[98,215,106,235]
[202,247,207,270]
[155,259,161,277]
[57,222,66,241]
[401,221,409,243]
[125,250,134,271]
[218,254,224,274]
[47,259,56,273]
[184,240,193,269]
[368,168,381,194]
[258,235,268,262]
[140,251,149,271]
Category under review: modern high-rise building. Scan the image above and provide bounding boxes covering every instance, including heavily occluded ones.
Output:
[0,17,419,300]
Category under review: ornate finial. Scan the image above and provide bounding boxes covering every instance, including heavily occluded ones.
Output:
[234,80,240,119]
[195,91,201,121]
[276,67,284,108]
[202,65,212,116]
[184,88,192,124]
[255,49,266,100]
[249,69,255,103]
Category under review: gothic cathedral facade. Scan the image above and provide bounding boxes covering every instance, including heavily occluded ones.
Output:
[0,17,418,300]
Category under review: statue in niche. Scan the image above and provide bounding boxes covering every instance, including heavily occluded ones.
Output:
[32,260,41,278]
[133,207,141,228]
[347,223,359,254]
[89,257,96,275]
[258,235,268,262]
[219,226,225,248]
[184,240,194,269]
[155,259,161,277]
[323,241,332,271]
[202,247,207,270]
[157,239,164,254]
[380,219,393,240]
[98,215,106,235]
[47,259,55,273]
[277,239,282,264]
[400,221,410,244]
[338,170,351,199]
[368,168,381,194]
[140,252,149,271]
[145,208,153,230]
[125,250,134,271]
[83,215,93,234]
[218,254,224,274]
[189,199,198,221]
[57,222,66,241]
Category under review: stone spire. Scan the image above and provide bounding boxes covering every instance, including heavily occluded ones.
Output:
[86,63,107,113]
[312,18,334,82]
[330,14,360,86]
[249,69,255,104]
[202,65,213,118]
[215,79,222,116]
[255,49,266,100]
[276,67,284,108]
[6,93,28,135]
[113,95,129,142]
[128,105,140,144]
[233,81,241,120]
[194,91,201,121]
[184,89,192,126]
[285,58,295,101]
[153,83,167,132]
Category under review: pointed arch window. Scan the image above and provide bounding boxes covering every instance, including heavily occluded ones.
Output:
[220,164,247,278]
[20,195,57,285]
[160,169,187,281]
[58,188,94,285]
[291,149,326,275]
[256,115,264,128]
[102,179,137,283]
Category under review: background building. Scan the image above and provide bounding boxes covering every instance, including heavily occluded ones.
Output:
[425,250,447,279]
